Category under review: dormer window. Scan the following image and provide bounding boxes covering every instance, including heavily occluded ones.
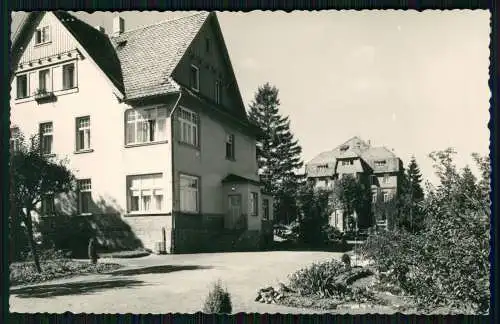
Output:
[341,160,354,166]
[375,160,387,167]
[35,26,50,45]
[340,145,349,152]
[190,65,199,92]
[317,164,329,169]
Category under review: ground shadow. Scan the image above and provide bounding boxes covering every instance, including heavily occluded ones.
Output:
[110,265,212,276]
[10,278,144,298]
[270,240,355,253]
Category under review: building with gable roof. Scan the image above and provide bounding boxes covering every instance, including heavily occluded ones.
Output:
[305,136,403,231]
[10,11,273,254]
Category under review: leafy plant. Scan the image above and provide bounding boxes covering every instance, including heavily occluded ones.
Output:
[341,253,351,268]
[202,280,232,314]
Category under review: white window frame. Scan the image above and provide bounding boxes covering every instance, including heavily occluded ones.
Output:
[10,127,20,152]
[76,116,91,152]
[179,174,200,213]
[78,179,92,215]
[263,198,270,220]
[125,107,168,145]
[37,68,51,93]
[250,192,259,216]
[35,26,51,45]
[383,192,390,203]
[62,63,76,90]
[225,133,235,160]
[215,79,222,104]
[178,106,199,147]
[375,160,387,167]
[16,74,29,99]
[39,122,53,155]
[127,173,165,214]
[190,64,199,91]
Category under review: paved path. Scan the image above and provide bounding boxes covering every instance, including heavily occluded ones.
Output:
[10,251,346,314]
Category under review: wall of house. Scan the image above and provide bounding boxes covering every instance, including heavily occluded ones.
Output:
[172,16,244,116]
[10,12,174,252]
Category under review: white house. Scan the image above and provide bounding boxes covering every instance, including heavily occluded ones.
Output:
[10,11,274,254]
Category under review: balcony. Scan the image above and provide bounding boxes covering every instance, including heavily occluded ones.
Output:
[34,89,56,103]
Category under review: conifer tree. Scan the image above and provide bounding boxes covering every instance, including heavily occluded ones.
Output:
[397,156,425,232]
[248,83,304,224]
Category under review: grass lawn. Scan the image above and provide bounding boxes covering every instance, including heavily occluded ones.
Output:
[10,259,122,286]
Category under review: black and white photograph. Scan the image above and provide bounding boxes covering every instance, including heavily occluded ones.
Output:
[8,10,491,315]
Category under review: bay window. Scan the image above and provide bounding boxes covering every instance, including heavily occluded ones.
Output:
[127,173,164,213]
[125,107,167,145]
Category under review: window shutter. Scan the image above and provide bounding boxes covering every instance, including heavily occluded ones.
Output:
[29,72,37,95]
[52,65,62,91]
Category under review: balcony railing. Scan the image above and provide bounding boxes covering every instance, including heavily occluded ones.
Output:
[34,89,56,102]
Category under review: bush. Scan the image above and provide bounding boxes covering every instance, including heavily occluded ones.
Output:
[341,253,351,268]
[288,259,349,298]
[202,280,232,314]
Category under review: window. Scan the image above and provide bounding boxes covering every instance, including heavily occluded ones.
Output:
[205,37,211,53]
[370,175,377,185]
[127,174,164,213]
[178,107,199,147]
[180,174,199,213]
[383,192,391,203]
[342,160,354,166]
[35,26,50,45]
[263,198,270,220]
[10,127,20,152]
[16,74,28,99]
[38,69,51,92]
[317,164,328,169]
[375,160,387,167]
[383,174,389,184]
[190,65,199,91]
[41,195,55,215]
[225,133,235,160]
[372,193,377,203]
[215,80,222,104]
[126,107,167,145]
[39,122,53,155]
[250,192,258,216]
[78,179,92,214]
[62,63,75,90]
[76,116,91,152]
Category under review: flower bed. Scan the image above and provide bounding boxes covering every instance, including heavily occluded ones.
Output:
[10,259,122,286]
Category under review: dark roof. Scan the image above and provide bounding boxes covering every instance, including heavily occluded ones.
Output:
[221,174,261,186]
[110,12,210,100]
[53,11,124,94]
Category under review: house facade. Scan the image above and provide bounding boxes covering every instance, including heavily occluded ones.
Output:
[10,11,274,254]
[305,137,403,231]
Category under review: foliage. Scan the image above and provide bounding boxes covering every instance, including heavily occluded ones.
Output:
[248,83,304,224]
[341,253,351,268]
[202,280,232,314]
[395,156,426,232]
[10,132,76,272]
[288,259,349,298]
[10,258,121,286]
[372,191,398,230]
[331,174,372,230]
[295,182,332,244]
[362,149,490,314]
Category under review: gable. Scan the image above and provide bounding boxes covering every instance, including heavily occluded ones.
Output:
[11,11,123,96]
[172,13,247,120]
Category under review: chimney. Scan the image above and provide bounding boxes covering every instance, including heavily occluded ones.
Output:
[112,16,125,36]
[94,25,105,33]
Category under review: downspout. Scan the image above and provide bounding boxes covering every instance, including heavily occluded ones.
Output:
[169,90,182,254]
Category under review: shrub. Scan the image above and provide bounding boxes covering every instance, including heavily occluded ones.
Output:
[202,280,232,314]
[341,253,351,268]
[288,259,349,298]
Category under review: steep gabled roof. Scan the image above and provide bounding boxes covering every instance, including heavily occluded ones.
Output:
[53,11,124,94]
[11,12,124,94]
[307,136,369,165]
[361,146,397,160]
[110,12,210,101]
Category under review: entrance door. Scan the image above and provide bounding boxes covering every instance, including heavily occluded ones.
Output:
[226,194,242,229]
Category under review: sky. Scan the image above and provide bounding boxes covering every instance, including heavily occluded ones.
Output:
[11,10,491,186]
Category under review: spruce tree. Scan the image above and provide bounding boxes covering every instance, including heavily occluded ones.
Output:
[248,83,304,224]
[397,156,425,232]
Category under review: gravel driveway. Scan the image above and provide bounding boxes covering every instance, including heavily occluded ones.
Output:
[10,251,343,314]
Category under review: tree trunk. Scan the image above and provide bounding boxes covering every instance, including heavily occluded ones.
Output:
[24,210,42,273]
